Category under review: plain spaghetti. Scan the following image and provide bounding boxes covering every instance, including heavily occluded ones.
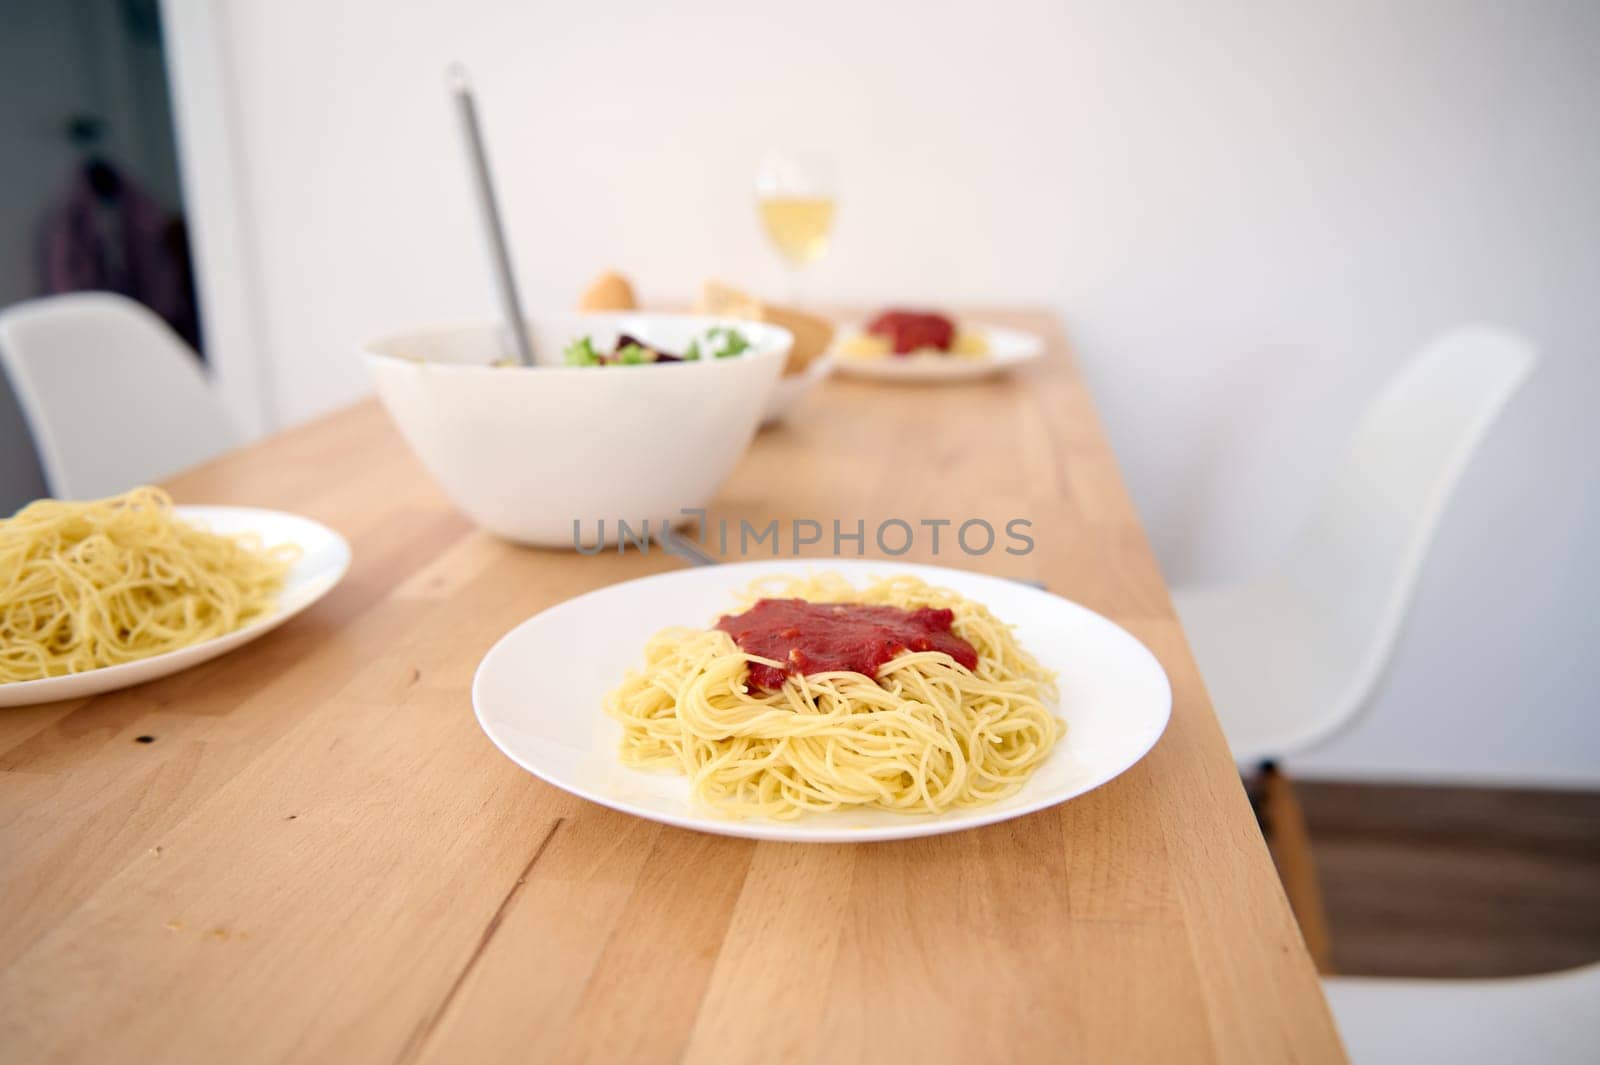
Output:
[605,572,1061,819]
[0,487,298,683]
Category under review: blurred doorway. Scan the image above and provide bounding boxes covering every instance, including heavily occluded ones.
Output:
[0,0,197,512]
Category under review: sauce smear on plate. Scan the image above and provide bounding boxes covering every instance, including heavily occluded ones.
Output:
[715,598,979,692]
[866,310,957,354]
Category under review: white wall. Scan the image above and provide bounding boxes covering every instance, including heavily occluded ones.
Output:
[209,0,1599,785]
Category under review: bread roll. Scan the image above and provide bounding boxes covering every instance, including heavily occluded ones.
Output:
[578,271,637,312]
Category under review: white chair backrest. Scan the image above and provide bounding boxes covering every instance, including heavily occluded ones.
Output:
[0,292,238,500]
[1325,963,1600,1065]
[1274,326,1535,736]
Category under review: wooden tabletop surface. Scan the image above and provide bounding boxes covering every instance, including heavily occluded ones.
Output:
[0,310,1345,1064]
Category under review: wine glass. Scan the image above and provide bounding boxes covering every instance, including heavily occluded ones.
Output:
[755,151,836,300]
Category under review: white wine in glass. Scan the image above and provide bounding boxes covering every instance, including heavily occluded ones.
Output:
[756,152,836,292]
[759,196,835,263]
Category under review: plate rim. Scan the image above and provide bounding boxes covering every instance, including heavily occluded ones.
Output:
[0,504,352,708]
[472,558,1172,843]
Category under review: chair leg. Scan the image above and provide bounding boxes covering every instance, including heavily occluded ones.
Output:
[1256,761,1336,975]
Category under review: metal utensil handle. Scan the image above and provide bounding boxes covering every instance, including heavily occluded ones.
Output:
[656,527,720,566]
[448,64,534,366]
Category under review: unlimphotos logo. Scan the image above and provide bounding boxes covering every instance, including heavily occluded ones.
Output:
[574,510,1034,557]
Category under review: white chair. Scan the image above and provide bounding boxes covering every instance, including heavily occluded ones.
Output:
[1174,327,1535,764]
[1325,963,1600,1065]
[0,292,237,500]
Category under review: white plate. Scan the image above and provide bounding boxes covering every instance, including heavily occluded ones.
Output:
[473,559,1171,843]
[832,323,1045,383]
[0,506,352,708]
[761,354,834,427]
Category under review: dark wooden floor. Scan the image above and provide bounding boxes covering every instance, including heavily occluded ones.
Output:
[1294,780,1600,978]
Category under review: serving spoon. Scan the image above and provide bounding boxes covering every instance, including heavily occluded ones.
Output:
[447,63,534,366]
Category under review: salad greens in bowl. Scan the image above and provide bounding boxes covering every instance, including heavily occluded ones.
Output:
[564,326,751,366]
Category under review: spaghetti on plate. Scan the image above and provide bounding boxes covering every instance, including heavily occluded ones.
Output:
[605,572,1060,819]
[0,487,298,683]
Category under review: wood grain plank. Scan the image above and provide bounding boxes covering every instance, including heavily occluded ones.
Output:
[0,309,1343,1064]
[1299,781,1600,978]
[680,842,858,1065]
[554,830,756,1064]
[409,814,665,1065]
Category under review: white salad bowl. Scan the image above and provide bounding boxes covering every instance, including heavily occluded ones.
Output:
[761,354,834,427]
[362,313,792,547]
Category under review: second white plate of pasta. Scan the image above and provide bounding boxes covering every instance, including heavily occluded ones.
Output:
[832,323,1045,383]
[0,501,350,708]
[472,560,1171,843]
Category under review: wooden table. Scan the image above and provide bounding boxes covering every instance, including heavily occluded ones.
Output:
[0,310,1345,1064]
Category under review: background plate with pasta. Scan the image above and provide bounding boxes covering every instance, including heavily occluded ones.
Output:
[831,322,1046,383]
[0,506,350,708]
[472,560,1171,843]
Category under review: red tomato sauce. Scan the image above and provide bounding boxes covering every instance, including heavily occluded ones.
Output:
[866,309,957,354]
[715,598,980,692]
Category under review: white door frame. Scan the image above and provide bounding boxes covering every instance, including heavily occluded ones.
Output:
[159,0,275,440]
